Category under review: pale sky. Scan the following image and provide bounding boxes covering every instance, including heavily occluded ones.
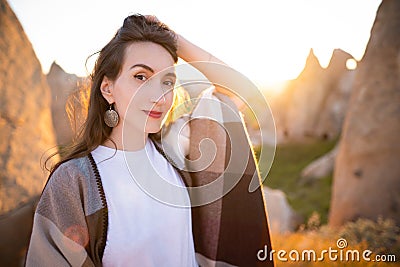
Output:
[7,0,381,87]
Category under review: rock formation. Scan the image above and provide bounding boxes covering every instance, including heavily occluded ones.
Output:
[312,50,355,139]
[263,187,303,233]
[47,62,83,145]
[273,48,355,143]
[0,0,58,214]
[300,145,339,183]
[329,0,400,227]
[280,49,325,141]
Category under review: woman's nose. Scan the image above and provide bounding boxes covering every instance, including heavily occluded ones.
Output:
[148,78,169,104]
[144,73,175,105]
[150,92,166,104]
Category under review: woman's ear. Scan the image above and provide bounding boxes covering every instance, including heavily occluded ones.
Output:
[100,76,115,104]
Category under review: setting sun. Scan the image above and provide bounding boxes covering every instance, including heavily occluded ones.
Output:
[346,58,358,70]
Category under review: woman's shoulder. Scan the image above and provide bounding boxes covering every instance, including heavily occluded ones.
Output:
[38,153,105,217]
[36,154,101,220]
[49,155,94,185]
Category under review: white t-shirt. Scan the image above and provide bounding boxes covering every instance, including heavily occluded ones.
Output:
[91,139,198,267]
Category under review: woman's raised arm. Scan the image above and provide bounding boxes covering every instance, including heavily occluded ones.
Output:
[176,34,235,97]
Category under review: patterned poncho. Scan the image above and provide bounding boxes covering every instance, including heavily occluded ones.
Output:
[26,89,275,267]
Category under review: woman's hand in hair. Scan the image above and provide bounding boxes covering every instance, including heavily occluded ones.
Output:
[144,15,234,98]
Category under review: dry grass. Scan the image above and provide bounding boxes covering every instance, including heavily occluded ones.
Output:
[271,234,398,266]
[267,216,400,266]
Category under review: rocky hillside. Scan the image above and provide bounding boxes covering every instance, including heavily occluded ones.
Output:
[271,48,355,143]
[0,0,58,214]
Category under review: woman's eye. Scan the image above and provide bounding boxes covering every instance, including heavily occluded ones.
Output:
[163,80,175,87]
[134,74,147,81]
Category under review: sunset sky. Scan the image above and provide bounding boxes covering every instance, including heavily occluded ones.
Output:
[8,0,381,87]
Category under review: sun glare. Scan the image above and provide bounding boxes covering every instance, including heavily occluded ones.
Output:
[346,58,358,70]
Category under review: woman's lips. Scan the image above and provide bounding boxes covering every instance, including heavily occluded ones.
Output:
[144,110,163,119]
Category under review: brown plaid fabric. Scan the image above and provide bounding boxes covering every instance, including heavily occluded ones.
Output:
[182,92,274,266]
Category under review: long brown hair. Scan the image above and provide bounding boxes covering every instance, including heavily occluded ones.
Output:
[47,14,178,174]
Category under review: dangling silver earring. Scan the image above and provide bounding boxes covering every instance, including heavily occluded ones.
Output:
[104,103,119,127]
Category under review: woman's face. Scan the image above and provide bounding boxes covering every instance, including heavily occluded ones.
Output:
[101,41,176,135]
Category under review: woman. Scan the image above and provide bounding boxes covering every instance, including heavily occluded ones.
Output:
[26,14,274,267]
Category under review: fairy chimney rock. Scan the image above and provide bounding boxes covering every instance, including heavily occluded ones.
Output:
[47,62,82,145]
[297,48,324,80]
[329,0,400,227]
[0,0,58,214]
[279,47,354,141]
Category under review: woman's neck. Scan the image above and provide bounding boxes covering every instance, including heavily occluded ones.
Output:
[103,124,148,151]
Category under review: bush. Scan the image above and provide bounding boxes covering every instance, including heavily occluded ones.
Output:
[339,217,400,257]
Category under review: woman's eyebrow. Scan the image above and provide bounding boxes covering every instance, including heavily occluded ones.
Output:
[130,64,175,78]
[164,72,176,79]
[130,63,154,73]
